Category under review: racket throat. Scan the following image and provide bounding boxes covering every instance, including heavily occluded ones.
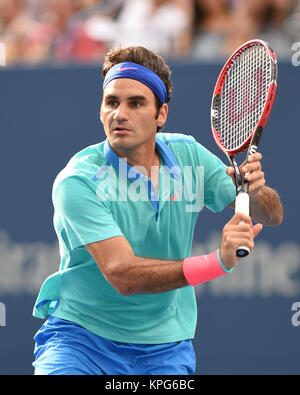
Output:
[231,157,249,194]
[232,158,242,193]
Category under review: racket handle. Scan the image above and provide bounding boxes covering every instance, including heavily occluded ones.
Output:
[235,192,250,258]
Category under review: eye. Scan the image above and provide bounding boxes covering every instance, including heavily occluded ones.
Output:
[130,101,143,108]
[106,99,119,108]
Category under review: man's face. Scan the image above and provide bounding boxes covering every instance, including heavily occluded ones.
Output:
[100,78,168,153]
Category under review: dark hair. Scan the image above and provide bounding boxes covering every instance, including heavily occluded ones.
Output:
[102,46,173,124]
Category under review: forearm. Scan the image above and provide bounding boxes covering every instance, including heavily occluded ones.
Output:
[249,185,283,225]
[87,213,258,296]
[227,152,284,225]
[107,250,234,296]
[107,256,188,296]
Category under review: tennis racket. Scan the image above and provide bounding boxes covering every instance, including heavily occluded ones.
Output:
[210,39,278,257]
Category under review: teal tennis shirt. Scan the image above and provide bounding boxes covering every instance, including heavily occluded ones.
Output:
[33,132,236,344]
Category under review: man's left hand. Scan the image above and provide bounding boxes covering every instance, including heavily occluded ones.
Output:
[226,152,265,195]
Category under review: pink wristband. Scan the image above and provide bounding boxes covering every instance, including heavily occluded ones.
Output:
[183,249,232,286]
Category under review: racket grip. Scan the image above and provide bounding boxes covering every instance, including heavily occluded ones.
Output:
[235,192,250,258]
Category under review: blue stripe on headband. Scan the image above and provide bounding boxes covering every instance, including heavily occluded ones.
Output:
[103,62,167,104]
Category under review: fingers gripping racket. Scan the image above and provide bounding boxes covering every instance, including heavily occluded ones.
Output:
[210,39,278,258]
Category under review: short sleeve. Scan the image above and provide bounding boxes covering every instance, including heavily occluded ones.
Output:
[194,143,236,212]
[53,176,124,249]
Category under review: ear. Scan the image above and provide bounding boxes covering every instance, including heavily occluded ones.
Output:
[157,103,168,127]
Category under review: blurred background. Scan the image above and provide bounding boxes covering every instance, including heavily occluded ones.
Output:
[1,0,300,375]
[0,0,299,66]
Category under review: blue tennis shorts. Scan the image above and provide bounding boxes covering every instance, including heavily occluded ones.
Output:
[33,316,196,375]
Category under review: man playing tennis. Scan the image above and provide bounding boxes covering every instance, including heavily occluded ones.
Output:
[32,46,283,375]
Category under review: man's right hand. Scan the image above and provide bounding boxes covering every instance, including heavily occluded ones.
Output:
[219,213,263,271]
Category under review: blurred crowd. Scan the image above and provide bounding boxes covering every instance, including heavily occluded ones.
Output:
[0,0,299,66]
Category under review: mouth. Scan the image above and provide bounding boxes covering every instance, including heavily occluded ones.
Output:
[112,127,132,135]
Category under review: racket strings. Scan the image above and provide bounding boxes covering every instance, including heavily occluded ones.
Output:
[219,44,272,151]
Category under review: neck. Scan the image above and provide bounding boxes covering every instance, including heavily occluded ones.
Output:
[111,135,160,178]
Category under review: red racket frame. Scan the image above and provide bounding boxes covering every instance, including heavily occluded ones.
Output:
[211,39,277,157]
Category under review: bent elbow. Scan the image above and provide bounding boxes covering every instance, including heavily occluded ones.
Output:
[271,205,284,226]
[264,210,284,226]
[112,282,135,297]
[270,191,284,226]
[273,211,284,226]
[115,286,134,297]
[104,261,135,297]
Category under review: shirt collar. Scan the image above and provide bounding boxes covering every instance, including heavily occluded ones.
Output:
[103,137,181,181]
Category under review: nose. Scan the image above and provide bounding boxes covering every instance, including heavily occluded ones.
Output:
[113,103,129,122]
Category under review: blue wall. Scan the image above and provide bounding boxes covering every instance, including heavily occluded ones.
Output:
[0,60,299,374]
